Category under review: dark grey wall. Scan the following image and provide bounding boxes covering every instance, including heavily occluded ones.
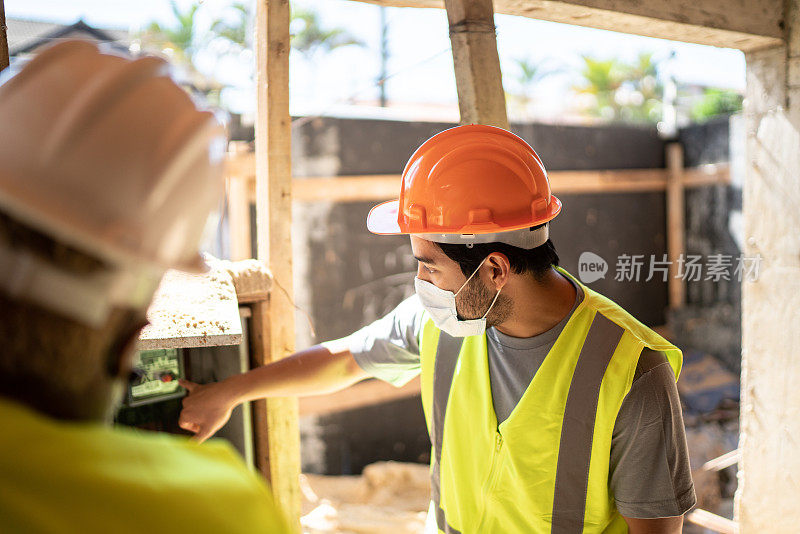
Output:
[235,115,740,474]
[290,117,671,344]
[287,117,679,475]
[672,115,742,373]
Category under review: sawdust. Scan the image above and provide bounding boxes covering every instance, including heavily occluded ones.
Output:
[138,266,242,349]
[301,461,430,534]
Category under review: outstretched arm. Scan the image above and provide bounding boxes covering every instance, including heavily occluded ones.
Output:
[178,341,369,442]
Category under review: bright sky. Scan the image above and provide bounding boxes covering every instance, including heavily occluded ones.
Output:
[7,0,746,118]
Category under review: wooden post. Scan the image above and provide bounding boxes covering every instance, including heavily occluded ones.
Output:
[444,0,509,128]
[226,142,253,260]
[253,0,301,530]
[0,0,9,72]
[665,142,685,308]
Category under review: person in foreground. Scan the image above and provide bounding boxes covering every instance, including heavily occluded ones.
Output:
[0,41,287,533]
[180,125,696,533]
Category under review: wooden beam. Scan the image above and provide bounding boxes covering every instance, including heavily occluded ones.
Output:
[702,449,739,472]
[686,509,738,534]
[0,0,8,71]
[299,377,421,417]
[253,0,300,529]
[223,150,731,202]
[666,143,685,309]
[227,143,254,261]
[225,143,255,261]
[351,0,783,51]
[444,0,509,128]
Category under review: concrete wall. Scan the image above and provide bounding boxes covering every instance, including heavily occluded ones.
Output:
[736,31,800,531]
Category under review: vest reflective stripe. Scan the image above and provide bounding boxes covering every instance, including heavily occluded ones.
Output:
[431,331,464,534]
[418,265,683,534]
[551,313,624,533]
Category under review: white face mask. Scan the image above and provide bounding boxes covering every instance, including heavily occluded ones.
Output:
[414,256,502,338]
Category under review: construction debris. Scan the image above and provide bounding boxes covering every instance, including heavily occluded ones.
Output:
[301,461,430,534]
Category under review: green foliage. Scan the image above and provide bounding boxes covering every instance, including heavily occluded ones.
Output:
[289,7,364,61]
[690,88,743,122]
[209,4,364,61]
[210,2,251,50]
[574,52,663,124]
[506,57,563,117]
[140,1,202,64]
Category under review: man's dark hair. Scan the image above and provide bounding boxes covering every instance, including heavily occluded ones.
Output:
[433,224,559,282]
[0,213,138,421]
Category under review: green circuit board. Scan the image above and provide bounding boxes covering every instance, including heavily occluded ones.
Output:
[128,349,183,406]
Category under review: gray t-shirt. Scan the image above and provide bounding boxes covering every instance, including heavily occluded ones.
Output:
[340,274,696,518]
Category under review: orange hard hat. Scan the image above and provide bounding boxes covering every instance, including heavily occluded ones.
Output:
[367,124,561,249]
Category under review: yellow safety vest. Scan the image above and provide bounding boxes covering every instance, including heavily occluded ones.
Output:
[0,397,289,534]
[419,265,682,534]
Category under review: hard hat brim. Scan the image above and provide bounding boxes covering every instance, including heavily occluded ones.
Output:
[367,195,562,237]
[366,199,403,235]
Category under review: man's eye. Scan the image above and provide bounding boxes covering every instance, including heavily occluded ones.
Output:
[426,267,435,274]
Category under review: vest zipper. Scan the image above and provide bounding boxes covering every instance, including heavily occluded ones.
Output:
[475,429,505,531]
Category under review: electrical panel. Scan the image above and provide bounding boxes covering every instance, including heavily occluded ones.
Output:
[125,349,184,407]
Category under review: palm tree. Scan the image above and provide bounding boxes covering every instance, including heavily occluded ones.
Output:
[621,52,663,122]
[289,7,364,62]
[507,57,561,118]
[210,5,363,61]
[211,2,252,52]
[573,53,665,123]
[574,56,626,120]
[138,2,223,103]
[139,1,202,65]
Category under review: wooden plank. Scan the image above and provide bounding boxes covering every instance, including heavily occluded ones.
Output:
[350,0,783,51]
[682,164,732,188]
[665,143,685,309]
[0,1,8,72]
[226,142,254,260]
[291,175,402,202]
[227,166,730,203]
[299,377,422,417]
[227,175,252,260]
[139,269,243,350]
[686,508,738,534]
[225,151,731,202]
[444,0,509,128]
[702,449,739,472]
[253,0,301,529]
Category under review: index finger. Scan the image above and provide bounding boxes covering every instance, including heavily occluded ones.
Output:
[178,378,198,392]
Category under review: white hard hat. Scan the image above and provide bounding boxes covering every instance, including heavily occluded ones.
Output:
[0,40,227,326]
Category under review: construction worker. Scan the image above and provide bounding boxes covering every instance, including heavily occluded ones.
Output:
[0,41,287,533]
[179,125,696,533]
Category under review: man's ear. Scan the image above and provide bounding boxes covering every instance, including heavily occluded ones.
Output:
[486,252,511,289]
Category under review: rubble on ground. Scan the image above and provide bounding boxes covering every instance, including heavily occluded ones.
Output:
[301,461,429,534]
